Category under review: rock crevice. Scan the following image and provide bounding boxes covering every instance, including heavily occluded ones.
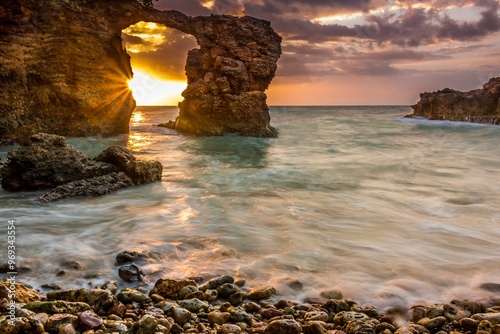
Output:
[0,0,282,144]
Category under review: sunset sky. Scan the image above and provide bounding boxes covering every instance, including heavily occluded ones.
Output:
[124,0,500,106]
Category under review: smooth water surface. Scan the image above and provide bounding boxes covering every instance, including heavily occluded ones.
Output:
[1,106,499,309]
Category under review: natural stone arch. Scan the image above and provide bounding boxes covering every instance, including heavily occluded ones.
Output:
[0,0,281,144]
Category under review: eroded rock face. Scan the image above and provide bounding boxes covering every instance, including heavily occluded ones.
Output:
[0,0,281,144]
[0,133,162,201]
[408,77,500,124]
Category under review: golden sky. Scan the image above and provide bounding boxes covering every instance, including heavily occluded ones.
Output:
[123,0,500,106]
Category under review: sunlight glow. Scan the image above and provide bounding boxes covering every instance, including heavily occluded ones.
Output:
[202,0,215,10]
[128,69,186,106]
[123,22,168,53]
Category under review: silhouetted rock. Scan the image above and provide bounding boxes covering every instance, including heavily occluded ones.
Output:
[0,0,281,144]
[408,77,500,124]
[0,133,162,201]
[96,146,162,185]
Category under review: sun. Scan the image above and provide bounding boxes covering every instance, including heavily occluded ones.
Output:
[128,69,187,106]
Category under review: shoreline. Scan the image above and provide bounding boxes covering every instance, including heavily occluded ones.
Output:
[1,270,500,334]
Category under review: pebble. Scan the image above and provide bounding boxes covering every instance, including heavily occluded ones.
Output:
[79,310,103,329]
[248,286,276,301]
[417,316,447,329]
[150,278,197,299]
[208,311,231,325]
[170,306,192,325]
[319,289,344,300]
[117,288,151,303]
[472,313,500,325]
[218,323,242,334]
[199,275,235,291]
[265,319,302,334]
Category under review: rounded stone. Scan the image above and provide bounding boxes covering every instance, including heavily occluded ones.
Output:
[208,311,231,325]
[265,319,302,334]
[248,286,276,301]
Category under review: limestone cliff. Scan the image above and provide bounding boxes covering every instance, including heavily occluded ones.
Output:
[408,77,500,124]
[0,0,281,144]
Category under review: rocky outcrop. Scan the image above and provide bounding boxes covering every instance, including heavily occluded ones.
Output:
[0,133,162,201]
[0,0,281,144]
[408,77,500,124]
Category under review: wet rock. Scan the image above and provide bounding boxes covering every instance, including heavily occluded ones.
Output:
[103,319,129,333]
[395,324,430,334]
[208,311,231,325]
[79,310,103,329]
[58,323,77,334]
[334,311,369,326]
[477,320,493,334]
[170,306,192,325]
[41,283,62,291]
[375,322,396,333]
[108,301,127,318]
[472,313,500,325]
[245,301,262,313]
[411,306,428,322]
[492,324,500,334]
[444,303,471,321]
[344,319,376,334]
[24,301,91,314]
[96,146,162,185]
[451,299,482,314]
[479,283,500,293]
[150,278,197,299]
[128,314,158,334]
[319,289,344,300]
[203,289,218,302]
[417,316,447,330]
[117,288,151,304]
[118,263,145,282]
[305,310,329,322]
[261,307,283,319]
[217,283,240,298]
[426,304,445,318]
[178,298,209,313]
[459,317,480,332]
[99,281,118,295]
[37,172,134,202]
[218,323,242,334]
[303,321,329,334]
[230,310,252,324]
[265,319,302,334]
[45,313,78,332]
[0,282,44,303]
[248,286,276,301]
[47,288,114,313]
[179,285,199,299]
[199,275,235,291]
[228,291,247,306]
[1,134,116,192]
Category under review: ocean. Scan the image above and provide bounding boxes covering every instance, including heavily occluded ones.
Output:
[1,106,499,309]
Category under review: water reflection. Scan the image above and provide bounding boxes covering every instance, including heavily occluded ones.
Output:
[187,134,272,168]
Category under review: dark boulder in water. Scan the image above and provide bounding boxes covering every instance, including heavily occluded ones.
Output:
[0,133,162,201]
[407,77,500,124]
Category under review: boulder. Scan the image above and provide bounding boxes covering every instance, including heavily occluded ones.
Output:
[0,133,162,201]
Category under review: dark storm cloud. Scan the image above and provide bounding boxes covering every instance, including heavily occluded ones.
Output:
[137,0,499,82]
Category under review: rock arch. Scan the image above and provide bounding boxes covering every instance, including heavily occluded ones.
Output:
[0,0,281,144]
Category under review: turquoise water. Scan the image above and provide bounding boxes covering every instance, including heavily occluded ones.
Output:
[1,106,500,309]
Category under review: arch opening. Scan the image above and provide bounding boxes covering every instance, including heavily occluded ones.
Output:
[121,21,197,107]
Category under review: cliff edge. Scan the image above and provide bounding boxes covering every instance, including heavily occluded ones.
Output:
[0,0,281,144]
[408,77,500,124]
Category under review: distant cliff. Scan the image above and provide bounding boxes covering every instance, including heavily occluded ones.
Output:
[408,77,500,124]
[0,0,281,144]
